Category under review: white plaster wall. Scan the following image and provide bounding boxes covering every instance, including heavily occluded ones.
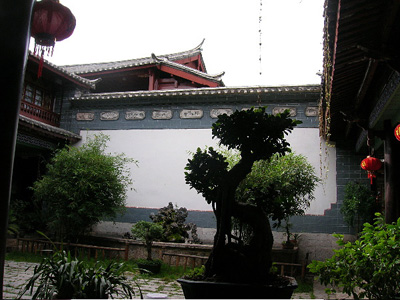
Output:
[285,128,337,215]
[78,128,336,215]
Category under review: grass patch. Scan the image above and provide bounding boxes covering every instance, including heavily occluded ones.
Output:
[132,259,193,282]
[294,278,313,293]
[6,251,45,263]
[6,251,192,282]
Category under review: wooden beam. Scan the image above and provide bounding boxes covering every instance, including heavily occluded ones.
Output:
[148,69,155,91]
[158,65,219,87]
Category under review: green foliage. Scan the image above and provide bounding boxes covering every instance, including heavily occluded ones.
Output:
[150,202,200,243]
[237,152,320,226]
[31,134,135,241]
[18,250,138,299]
[185,147,228,204]
[211,107,301,160]
[183,265,206,280]
[131,221,163,260]
[185,107,303,282]
[308,213,400,300]
[7,209,19,236]
[341,181,378,232]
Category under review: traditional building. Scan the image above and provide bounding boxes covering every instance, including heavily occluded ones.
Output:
[16,41,360,261]
[12,53,95,221]
[320,0,400,223]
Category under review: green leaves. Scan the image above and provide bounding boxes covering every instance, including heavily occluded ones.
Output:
[18,251,137,299]
[236,152,320,223]
[31,133,136,241]
[341,182,378,232]
[184,147,228,204]
[211,107,301,161]
[308,213,400,300]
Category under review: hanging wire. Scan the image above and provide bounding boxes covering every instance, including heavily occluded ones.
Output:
[257,0,263,105]
[259,0,263,77]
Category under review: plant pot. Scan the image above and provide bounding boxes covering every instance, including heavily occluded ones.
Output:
[137,261,162,274]
[177,277,298,299]
[282,241,295,249]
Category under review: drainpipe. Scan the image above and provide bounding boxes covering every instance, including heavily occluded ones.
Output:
[0,0,34,298]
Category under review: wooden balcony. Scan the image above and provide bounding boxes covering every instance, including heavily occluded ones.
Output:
[20,100,60,127]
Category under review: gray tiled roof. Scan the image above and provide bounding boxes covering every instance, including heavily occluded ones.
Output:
[19,114,81,140]
[29,52,99,89]
[61,39,212,76]
[71,85,320,101]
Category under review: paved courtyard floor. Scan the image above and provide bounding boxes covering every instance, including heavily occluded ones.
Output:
[3,260,352,299]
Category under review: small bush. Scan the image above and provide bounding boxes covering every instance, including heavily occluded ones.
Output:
[308,213,400,300]
[31,133,136,241]
[150,202,200,243]
[18,250,138,299]
[341,181,379,232]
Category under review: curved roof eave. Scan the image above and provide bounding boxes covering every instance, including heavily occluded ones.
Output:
[61,39,208,75]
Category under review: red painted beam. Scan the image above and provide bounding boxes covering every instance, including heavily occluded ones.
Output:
[158,65,219,87]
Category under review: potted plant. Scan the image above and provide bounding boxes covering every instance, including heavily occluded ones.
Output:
[180,107,318,299]
[281,219,295,249]
[131,220,163,274]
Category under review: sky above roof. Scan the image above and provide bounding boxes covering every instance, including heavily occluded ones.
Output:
[31,0,324,87]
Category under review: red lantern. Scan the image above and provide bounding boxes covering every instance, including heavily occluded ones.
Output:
[31,0,76,77]
[395,124,400,141]
[361,156,382,184]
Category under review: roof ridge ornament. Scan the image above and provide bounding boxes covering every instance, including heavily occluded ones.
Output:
[194,38,205,51]
[151,53,167,63]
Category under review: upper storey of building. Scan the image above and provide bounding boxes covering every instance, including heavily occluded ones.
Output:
[62,39,225,93]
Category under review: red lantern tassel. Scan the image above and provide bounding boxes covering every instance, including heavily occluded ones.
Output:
[368,171,376,184]
[37,54,44,78]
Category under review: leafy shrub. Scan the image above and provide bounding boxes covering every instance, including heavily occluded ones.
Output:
[31,133,136,241]
[131,221,163,260]
[308,213,400,300]
[150,202,200,243]
[341,181,379,232]
[183,265,206,280]
[18,250,138,299]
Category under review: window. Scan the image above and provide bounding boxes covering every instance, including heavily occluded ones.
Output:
[22,83,54,111]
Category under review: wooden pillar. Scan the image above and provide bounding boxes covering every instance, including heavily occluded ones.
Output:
[384,120,400,223]
[0,1,34,298]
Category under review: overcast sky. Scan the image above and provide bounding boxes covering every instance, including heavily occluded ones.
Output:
[31,0,324,87]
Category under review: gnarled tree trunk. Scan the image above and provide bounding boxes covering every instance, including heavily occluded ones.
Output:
[205,156,273,283]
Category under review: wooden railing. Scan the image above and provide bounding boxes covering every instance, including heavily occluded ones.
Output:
[161,251,208,270]
[17,238,128,261]
[20,100,60,126]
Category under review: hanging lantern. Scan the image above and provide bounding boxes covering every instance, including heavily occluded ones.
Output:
[361,156,382,184]
[394,124,400,141]
[31,0,76,77]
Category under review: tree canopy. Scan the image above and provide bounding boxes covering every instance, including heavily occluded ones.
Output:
[185,107,304,283]
[32,134,135,241]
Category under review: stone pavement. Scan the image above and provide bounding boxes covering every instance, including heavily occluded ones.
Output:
[3,260,352,299]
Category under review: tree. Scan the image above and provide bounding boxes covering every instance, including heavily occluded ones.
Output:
[185,107,302,283]
[32,134,135,241]
[234,152,320,243]
[131,221,163,261]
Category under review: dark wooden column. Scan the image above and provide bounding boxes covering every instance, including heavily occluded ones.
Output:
[0,0,34,297]
[384,120,400,223]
